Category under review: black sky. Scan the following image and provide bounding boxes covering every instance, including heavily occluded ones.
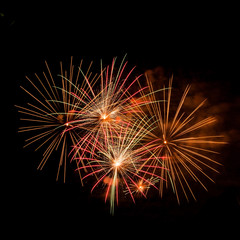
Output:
[2,3,239,234]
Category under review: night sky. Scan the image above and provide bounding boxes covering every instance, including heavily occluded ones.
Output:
[2,4,239,235]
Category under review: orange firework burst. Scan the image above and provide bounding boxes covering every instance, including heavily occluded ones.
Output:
[137,75,227,203]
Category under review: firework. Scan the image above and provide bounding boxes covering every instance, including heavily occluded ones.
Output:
[64,55,151,166]
[16,54,226,214]
[138,75,227,203]
[15,57,99,182]
[76,117,167,214]
[16,55,152,184]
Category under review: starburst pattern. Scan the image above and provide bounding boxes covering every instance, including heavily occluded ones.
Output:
[76,118,167,214]
[138,75,227,203]
[16,55,226,213]
[16,57,93,182]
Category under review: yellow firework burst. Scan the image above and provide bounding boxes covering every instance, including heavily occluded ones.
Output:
[16,57,99,182]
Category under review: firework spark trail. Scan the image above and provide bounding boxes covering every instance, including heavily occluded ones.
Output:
[76,117,167,214]
[137,74,227,203]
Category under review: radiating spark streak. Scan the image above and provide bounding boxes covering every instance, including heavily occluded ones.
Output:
[77,164,103,170]
[91,170,112,194]
[122,176,136,203]
[81,168,105,181]
[118,73,143,100]
[169,100,207,137]
[112,57,128,93]
[79,69,96,98]
[120,86,149,106]
[137,169,166,182]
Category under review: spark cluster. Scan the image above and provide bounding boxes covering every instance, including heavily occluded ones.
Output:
[16,55,226,214]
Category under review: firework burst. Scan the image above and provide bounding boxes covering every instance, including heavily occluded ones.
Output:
[15,57,99,182]
[64,55,152,166]
[138,75,227,203]
[76,117,167,214]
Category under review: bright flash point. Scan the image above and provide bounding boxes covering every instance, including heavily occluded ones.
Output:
[102,114,107,120]
[113,159,121,168]
[101,114,108,120]
[164,140,167,144]
[65,123,69,127]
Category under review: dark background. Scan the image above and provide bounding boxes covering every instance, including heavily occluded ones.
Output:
[2,3,239,235]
